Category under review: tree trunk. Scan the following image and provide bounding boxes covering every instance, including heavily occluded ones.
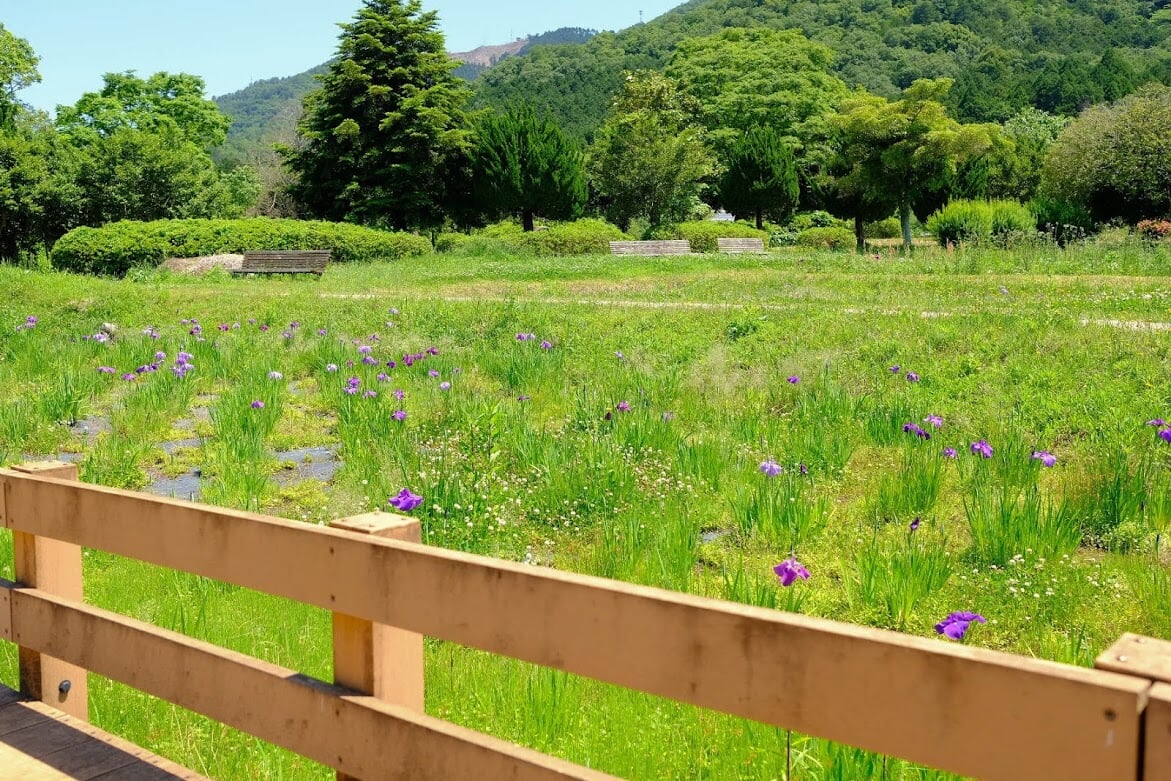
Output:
[899,202,913,252]
[755,209,763,230]
[854,214,866,254]
[522,210,535,232]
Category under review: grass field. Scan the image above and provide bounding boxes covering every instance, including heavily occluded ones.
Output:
[1,241,1170,779]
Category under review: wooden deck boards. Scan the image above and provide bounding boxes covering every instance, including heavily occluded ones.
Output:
[0,684,205,780]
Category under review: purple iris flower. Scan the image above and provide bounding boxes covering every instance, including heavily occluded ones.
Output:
[25,315,38,326]
[259,324,269,332]
[97,366,116,374]
[942,447,958,459]
[121,373,136,381]
[516,333,535,341]
[759,459,783,477]
[1147,418,1167,427]
[541,340,553,350]
[376,373,390,382]
[889,365,900,373]
[218,324,230,332]
[910,517,921,532]
[251,400,265,409]
[358,345,372,354]
[616,401,631,413]
[1160,430,1171,444]
[428,369,440,378]
[326,363,338,372]
[970,440,993,458]
[427,347,439,355]
[1031,450,1057,467]
[393,389,405,400]
[924,414,944,428]
[317,328,328,336]
[787,375,800,384]
[905,371,920,383]
[392,409,407,421]
[518,395,531,402]
[388,489,423,512]
[798,463,808,475]
[363,390,378,398]
[439,381,451,391]
[773,557,811,587]
[935,611,986,641]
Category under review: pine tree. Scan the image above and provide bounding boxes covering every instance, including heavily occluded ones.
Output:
[718,126,799,230]
[469,106,586,231]
[284,0,470,230]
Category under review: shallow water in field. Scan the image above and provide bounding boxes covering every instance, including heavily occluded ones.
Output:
[148,470,202,501]
[272,445,341,484]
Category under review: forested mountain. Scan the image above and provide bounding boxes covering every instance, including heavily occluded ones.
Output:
[214,28,596,163]
[473,0,1171,140]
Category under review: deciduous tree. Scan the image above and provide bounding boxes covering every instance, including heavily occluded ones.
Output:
[588,71,715,231]
[829,79,994,249]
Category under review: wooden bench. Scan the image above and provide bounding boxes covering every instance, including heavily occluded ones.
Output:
[230,250,330,276]
[0,684,206,780]
[717,237,767,254]
[609,240,692,256]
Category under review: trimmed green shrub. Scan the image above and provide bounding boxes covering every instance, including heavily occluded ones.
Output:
[927,201,994,246]
[989,200,1036,240]
[794,227,855,251]
[927,200,1035,246]
[864,217,902,239]
[790,211,844,231]
[51,218,432,276]
[515,219,627,255]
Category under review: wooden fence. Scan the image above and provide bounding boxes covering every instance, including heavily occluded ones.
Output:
[1,460,1169,780]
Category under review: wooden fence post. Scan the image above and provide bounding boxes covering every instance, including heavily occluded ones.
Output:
[9,461,89,721]
[1095,632,1171,780]
[330,511,424,781]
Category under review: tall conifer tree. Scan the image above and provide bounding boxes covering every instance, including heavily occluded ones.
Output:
[285,0,470,230]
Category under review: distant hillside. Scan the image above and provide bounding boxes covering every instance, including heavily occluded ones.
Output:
[213,27,596,164]
[471,0,1171,141]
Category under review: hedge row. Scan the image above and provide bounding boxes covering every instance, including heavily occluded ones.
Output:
[650,221,769,253]
[51,218,432,276]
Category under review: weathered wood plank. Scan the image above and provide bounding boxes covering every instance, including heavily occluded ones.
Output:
[1147,682,1171,781]
[608,240,691,256]
[716,237,766,254]
[1096,632,1171,684]
[7,587,616,781]
[0,469,1148,781]
[1,691,193,781]
[232,250,330,275]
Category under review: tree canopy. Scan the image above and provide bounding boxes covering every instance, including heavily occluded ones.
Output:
[284,0,471,230]
[829,79,994,248]
[0,24,39,130]
[1042,84,1171,222]
[664,28,848,154]
[56,72,230,149]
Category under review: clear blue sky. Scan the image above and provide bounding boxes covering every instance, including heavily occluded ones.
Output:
[4,0,680,113]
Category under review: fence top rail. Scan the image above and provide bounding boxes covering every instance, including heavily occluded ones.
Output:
[0,467,1150,780]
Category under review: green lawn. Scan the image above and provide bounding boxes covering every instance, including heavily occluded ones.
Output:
[1,245,1169,779]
